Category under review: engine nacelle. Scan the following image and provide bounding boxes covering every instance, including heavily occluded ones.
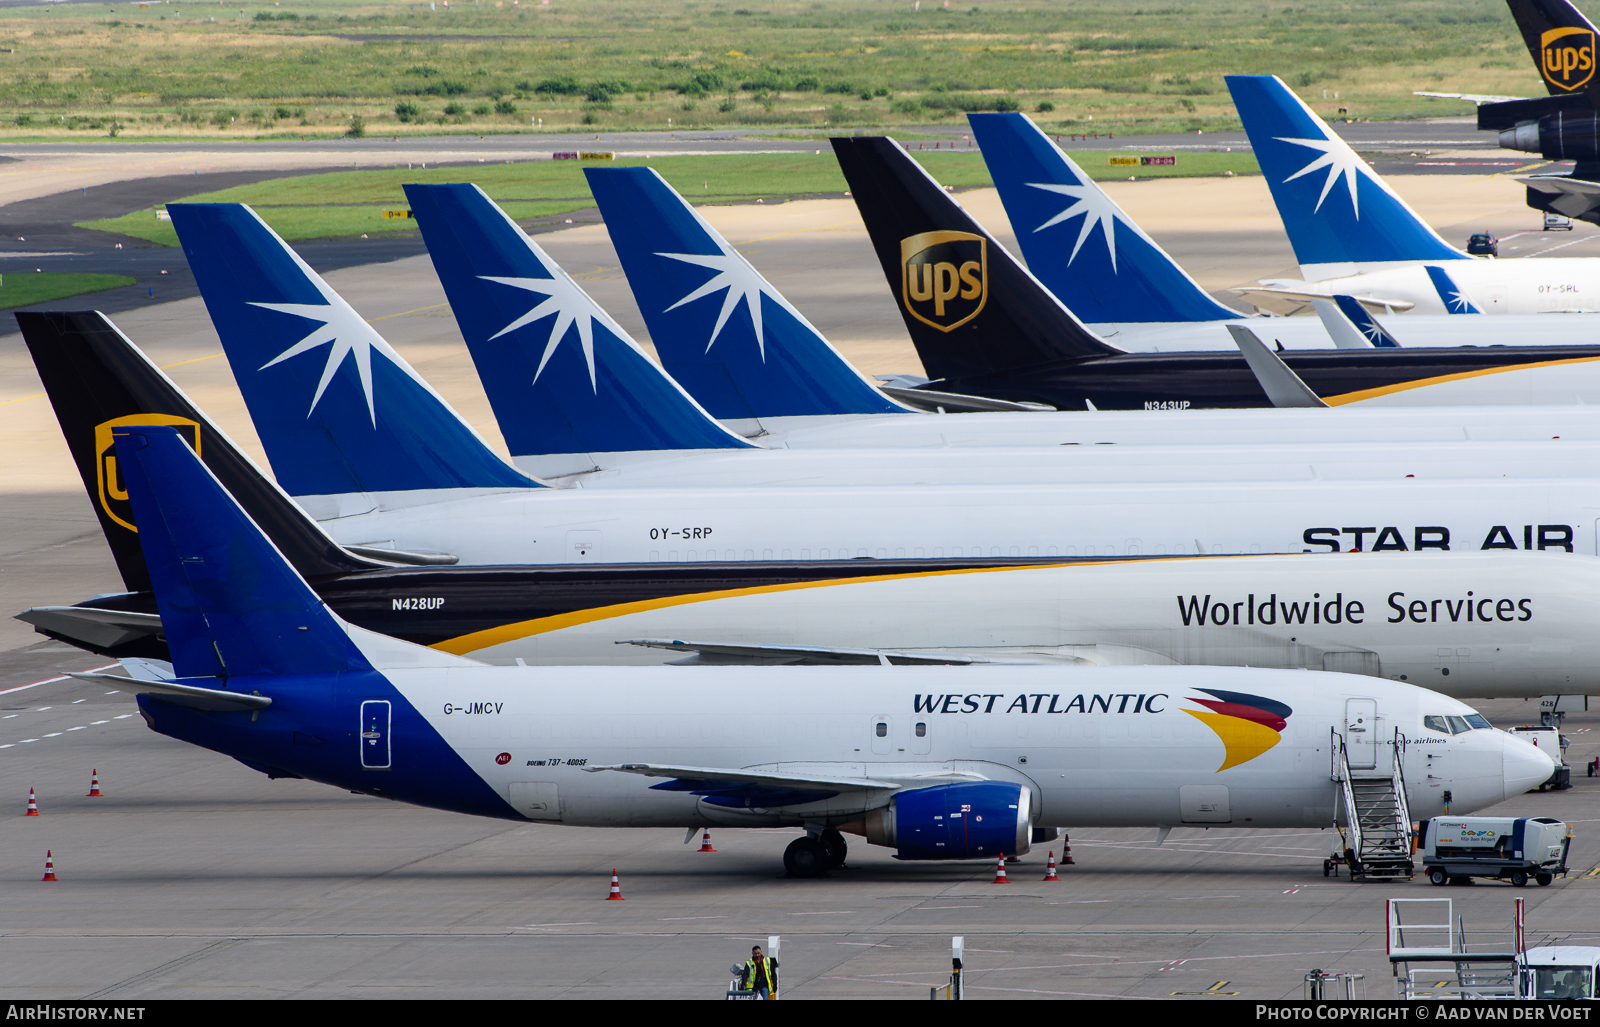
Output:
[1500,112,1600,162]
[862,781,1032,861]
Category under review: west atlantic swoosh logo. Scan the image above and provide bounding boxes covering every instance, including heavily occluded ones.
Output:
[1183,688,1293,772]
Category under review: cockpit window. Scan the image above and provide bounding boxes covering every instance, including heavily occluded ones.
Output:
[1447,715,1472,734]
[1464,713,1492,730]
[1424,715,1451,734]
[1532,965,1592,1000]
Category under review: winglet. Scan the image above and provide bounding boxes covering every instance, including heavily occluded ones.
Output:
[1225,325,1328,408]
[967,111,1240,324]
[168,203,538,499]
[584,165,908,424]
[1423,265,1484,314]
[404,182,754,477]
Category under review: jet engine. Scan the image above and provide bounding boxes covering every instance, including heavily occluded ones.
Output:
[860,781,1032,860]
[1501,111,1600,162]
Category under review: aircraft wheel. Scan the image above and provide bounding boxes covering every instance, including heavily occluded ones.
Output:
[819,828,848,869]
[1511,871,1529,888]
[1537,873,1554,887]
[1429,868,1448,886]
[784,836,831,879]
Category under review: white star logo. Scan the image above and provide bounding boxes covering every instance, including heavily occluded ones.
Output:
[253,300,402,428]
[1025,181,1120,272]
[479,270,623,393]
[655,245,777,359]
[1274,134,1364,218]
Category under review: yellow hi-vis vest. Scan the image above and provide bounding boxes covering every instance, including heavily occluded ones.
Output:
[743,956,775,992]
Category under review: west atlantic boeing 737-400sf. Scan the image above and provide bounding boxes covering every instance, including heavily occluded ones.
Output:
[23,310,1600,712]
[90,423,1554,877]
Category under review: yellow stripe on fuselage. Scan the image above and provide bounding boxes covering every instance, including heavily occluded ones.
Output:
[1321,355,1600,406]
[1184,709,1283,772]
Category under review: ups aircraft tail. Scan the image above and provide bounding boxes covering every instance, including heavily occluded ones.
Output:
[403,183,755,478]
[17,310,390,595]
[1226,76,1469,274]
[1509,0,1600,103]
[829,136,1122,383]
[584,165,907,425]
[966,112,1241,325]
[167,204,538,503]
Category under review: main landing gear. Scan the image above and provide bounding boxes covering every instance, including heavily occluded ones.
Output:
[784,828,849,879]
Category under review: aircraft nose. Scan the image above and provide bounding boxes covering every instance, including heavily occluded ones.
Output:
[1503,732,1556,799]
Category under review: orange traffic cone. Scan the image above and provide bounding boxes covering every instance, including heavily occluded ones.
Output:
[41,850,57,882]
[1062,834,1075,865]
[1043,851,1059,881]
[606,868,624,900]
[992,854,1009,884]
[86,770,103,798]
[25,787,38,816]
[697,829,717,853]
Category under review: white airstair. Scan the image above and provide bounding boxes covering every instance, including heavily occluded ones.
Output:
[1333,727,1414,880]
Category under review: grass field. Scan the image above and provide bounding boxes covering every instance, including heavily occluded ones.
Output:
[0,272,136,309]
[82,148,1262,245]
[0,0,1547,141]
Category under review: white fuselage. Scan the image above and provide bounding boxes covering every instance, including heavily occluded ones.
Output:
[444,552,1600,702]
[1088,312,1600,351]
[388,664,1549,829]
[1297,259,1600,316]
[314,473,1600,567]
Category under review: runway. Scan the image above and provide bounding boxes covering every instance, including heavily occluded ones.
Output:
[2,129,1600,999]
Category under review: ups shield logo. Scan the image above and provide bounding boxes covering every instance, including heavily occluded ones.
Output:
[1542,26,1596,91]
[901,230,987,332]
[94,414,201,532]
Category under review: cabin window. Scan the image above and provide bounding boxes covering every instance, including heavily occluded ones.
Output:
[875,723,887,738]
[1423,716,1451,734]
[915,722,927,738]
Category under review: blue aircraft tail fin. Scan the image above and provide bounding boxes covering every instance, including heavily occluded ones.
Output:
[1310,295,1402,349]
[1226,75,1466,271]
[404,183,753,474]
[113,425,372,679]
[1424,265,1484,313]
[584,166,907,422]
[967,112,1240,324]
[167,203,537,498]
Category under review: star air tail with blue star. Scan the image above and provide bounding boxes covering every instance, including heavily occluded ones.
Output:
[1424,266,1484,314]
[584,166,908,430]
[404,183,755,478]
[167,204,538,506]
[1226,75,1468,275]
[967,112,1240,325]
[1309,295,1402,349]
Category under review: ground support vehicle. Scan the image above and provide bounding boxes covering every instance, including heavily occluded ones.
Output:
[1421,817,1570,887]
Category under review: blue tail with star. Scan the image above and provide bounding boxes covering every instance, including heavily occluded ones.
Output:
[404,183,754,477]
[584,166,907,424]
[168,203,537,499]
[968,112,1240,324]
[1226,75,1467,271]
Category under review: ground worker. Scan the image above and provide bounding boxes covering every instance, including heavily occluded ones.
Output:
[740,945,779,999]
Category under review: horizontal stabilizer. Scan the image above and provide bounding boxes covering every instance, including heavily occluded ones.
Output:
[1226,325,1328,408]
[1522,173,1600,197]
[1230,284,1416,315]
[68,671,271,711]
[15,606,161,651]
[880,386,1055,413]
[1412,91,1524,104]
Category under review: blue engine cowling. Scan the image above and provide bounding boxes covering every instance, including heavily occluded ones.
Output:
[871,781,1033,861]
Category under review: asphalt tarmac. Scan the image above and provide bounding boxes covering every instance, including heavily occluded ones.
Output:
[3,130,1600,999]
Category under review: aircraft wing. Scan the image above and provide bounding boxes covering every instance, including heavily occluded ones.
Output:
[1231,284,1416,315]
[617,638,1084,666]
[1413,91,1525,104]
[67,671,271,711]
[16,606,161,650]
[586,763,988,810]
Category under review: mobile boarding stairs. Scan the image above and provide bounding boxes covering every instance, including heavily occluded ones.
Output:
[1329,726,1414,881]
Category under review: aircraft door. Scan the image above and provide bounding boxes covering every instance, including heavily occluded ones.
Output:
[871,716,892,755]
[360,700,391,770]
[1344,698,1377,770]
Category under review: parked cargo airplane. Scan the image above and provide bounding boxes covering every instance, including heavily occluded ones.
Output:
[832,135,1600,409]
[27,307,1600,708]
[968,111,1600,346]
[1230,74,1600,315]
[95,423,1554,876]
